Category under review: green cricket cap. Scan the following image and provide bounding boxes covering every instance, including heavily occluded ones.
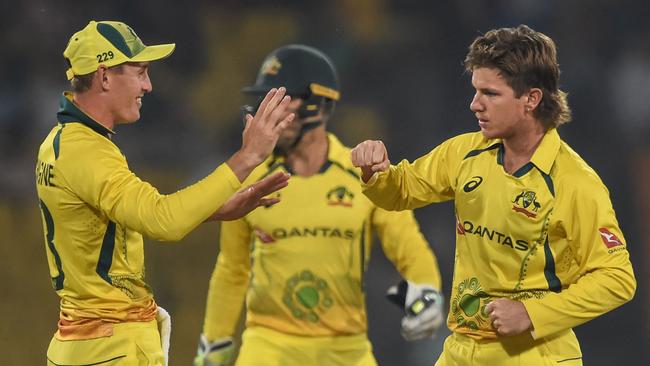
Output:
[63,20,175,80]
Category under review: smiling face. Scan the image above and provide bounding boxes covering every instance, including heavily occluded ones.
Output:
[469,67,529,140]
[106,62,152,125]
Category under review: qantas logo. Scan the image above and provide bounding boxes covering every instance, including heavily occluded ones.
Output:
[599,228,623,248]
[457,220,530,251]
[254,226,356,244]
[254,227,276,244]
[456,216,465,235]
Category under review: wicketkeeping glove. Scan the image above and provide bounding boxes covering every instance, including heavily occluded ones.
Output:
[386,280,445,341]
[193,334,235,366]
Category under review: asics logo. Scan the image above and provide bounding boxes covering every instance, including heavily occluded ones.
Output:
[463,176,483,192]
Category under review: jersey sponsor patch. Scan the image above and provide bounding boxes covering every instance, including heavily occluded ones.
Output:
[599,228,623,248]
[326,185,354,207]
[254,227,276,244]
[261,56,282,75]
[511,190,541,219]
[456,216,465,235]
[459,220,530,251]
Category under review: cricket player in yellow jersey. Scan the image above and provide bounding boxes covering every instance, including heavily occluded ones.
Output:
[193,45,444,366]
[36,20,296,366]
[351,25,637,365]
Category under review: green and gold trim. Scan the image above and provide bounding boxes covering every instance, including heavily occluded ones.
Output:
[57,93,115,137]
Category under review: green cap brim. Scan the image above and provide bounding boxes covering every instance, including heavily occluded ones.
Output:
[131,43,176,63]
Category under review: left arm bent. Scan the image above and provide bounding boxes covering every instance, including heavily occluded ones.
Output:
[523,180,636,339]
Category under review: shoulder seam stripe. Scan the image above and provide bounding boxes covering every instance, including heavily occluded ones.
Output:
[359,221,366,291]
[330,160,360,179]
[96,221,116,285]
[463,143,502,160]
[543,236,562,292]
[53,126,63,160]
[39,200,65,290]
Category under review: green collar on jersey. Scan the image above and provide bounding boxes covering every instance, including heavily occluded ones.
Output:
[56,92,116,137]
[493,128,561,177]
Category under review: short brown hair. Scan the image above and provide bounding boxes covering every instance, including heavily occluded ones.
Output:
[70,73,94,93]
[464,25,571,129]
[68,63,124,93]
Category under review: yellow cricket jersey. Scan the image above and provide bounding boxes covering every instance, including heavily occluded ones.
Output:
[36,93,241,340]
[363,128,636,340]
[203,134,441,339]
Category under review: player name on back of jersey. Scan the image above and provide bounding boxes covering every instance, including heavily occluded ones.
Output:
[36,160,56,187]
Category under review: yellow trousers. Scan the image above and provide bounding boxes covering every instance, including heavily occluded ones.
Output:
[236,326,377,366]
[435,330,582,366]
[46,320,164,366]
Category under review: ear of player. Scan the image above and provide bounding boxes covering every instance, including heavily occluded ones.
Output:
[386,280,445,341]
[193,335,235,366]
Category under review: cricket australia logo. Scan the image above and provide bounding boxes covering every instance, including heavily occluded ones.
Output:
[327,186,354,207]
[261,56,282,75]
[451,277,492,331]
[283,270,333,323]
[512,190,541,218]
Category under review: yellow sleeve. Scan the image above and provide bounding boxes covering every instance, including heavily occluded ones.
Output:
[372,207,442,289]
[523,180,636,339]
[363,135,465,211]
[60,135,241,241]
[202,218,252,340]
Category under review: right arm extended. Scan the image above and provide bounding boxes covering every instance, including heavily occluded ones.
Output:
[350,138,460,211]
[63,88,294,241]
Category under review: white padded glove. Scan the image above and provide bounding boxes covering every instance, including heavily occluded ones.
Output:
[156,306,172,366]
[387,280,445,341]
[193,334,235,366]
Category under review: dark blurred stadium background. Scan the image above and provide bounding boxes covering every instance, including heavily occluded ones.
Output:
[1,1,648,365]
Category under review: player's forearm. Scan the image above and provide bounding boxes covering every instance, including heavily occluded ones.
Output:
[523,265,636,339]
[226,148,265,183]
[363,161,438,211]
[106,163,241,241]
